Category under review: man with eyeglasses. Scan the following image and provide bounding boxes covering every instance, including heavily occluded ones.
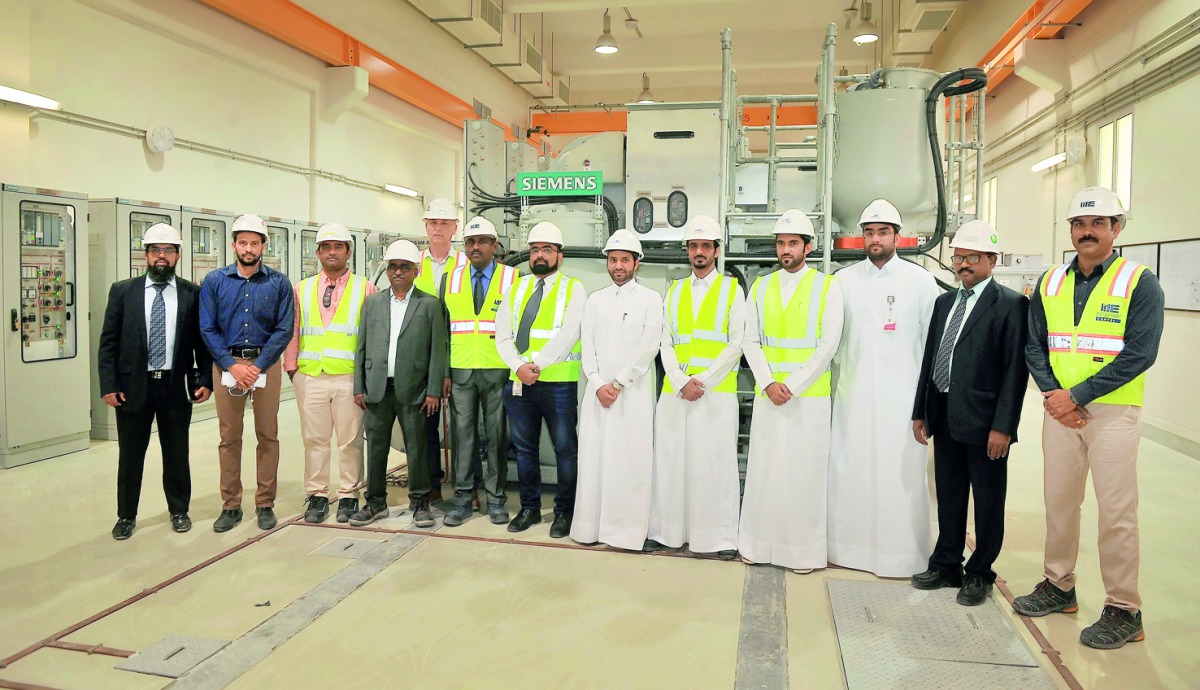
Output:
[284,223,376,524]
[99,223,213,540]
[910,220,1029,606]
[200,213,294,533]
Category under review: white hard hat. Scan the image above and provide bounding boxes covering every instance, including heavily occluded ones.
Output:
[422,198,458,221]
[527,222,564,247]
[382,239,421,264]
[950,220,1001,254]
[143,223,182,247]
[231,214,269,240]
[1066,186,1125,220]
[603,229,644,258]
[858,199,904,231]
[773,209,816,238]
[464,216,498,239]
[683,215,722,243]
[315,222,352,244]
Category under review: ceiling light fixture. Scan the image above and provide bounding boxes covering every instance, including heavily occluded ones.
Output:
[0,84,61,110]
[384,184,420,197]
[636,73,655,104]
[595,9,618,54]
[1030,153,1067,172]
[853,2,879,45]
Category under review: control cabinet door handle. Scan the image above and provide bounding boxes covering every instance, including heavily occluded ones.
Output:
[65,282,75,307]
[10,308,17,333]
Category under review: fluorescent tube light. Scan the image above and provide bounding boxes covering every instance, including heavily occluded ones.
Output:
[384,184,420,197]
[1030,153,1067,172]
[0,85,61,110]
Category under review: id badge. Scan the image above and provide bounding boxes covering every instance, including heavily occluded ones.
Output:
[883,295,897,331]
[512,381,523,397]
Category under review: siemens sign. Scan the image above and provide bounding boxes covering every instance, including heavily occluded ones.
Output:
[515,171,603,197]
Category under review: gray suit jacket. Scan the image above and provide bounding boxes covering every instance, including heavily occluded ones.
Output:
[355,287,447,405]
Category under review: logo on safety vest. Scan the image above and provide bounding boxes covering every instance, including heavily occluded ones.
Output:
[1096,302,1122,323]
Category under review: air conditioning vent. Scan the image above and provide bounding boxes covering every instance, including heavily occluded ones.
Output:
[913,8,955,32]
[526,42,543,75]
[481,0,502,33]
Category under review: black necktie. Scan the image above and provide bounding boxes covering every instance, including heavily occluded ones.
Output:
[473,270,485,315]
[515,279,544,355]
[933,288,974,392]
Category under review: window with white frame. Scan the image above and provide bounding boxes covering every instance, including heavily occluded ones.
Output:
[1097,113,1133,210]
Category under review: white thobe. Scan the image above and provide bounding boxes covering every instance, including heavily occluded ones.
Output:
[572,280,663,550]
[828,254,939,577]
[649,268,746,553]
[739,266,844,570]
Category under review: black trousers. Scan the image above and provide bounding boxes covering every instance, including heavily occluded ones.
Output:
[365,383,431,508]
[115,376,193,519]
[928,398,1008,583]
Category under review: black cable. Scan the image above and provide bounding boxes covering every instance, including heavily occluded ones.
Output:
[919,67,988,256]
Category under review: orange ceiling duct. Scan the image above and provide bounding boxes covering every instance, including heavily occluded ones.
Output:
[980,0,1095,92]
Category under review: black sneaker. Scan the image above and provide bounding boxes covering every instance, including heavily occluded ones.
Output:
[336,498,358,523]
[304,496,329,524]
[171,514,192,533]
[1012,579,1079,617]
[213,508,243,533]
[256,507,277,530]
[349,503,389,526]
[1080,605,1145,650]
[413,500,436,528]
[111,518,135,540]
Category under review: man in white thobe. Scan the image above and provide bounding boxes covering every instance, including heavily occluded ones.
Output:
[740,209,844,571]
[571,230,663,550]
[649,215,744,559]
[828,199,939,577]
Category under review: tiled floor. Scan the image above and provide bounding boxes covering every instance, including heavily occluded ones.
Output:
[0,387,1195,689]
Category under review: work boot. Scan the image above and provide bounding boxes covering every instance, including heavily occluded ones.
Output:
[304,496,329,524]
[336,498,359,523]
[213,508,242,533]
[956,574,993,606]
[1080,605,1145,650]
[507,508,542,533]
[256,507,277,530]
[911,568,962,591]
[1012,579,1078,617]
[348,503,390,526]
[549,512,572,539]
[442,504,472,527]
[487,502,510,525]
[413,500,436,528]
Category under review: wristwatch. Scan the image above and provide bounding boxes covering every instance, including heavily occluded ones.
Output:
[1068,391,1079,406]
[611,380,624,390]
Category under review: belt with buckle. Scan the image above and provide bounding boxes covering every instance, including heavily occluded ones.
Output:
[230,347,262,358]
[149,370,169,380]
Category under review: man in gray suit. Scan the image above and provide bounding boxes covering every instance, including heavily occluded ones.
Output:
[350,239,447,528]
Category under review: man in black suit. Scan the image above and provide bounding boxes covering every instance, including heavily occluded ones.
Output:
[98,224,213,540]
[910,220,1029,605]
[350,239,448,529]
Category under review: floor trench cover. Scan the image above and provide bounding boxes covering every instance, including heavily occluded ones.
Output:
[826,580,1055,690]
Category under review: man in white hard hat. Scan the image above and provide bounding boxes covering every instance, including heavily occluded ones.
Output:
[349,239,447,529]
[647,215,744,559]
[440,216,520,527]
[200,214,295,533]
[740,209,844,571]
[910,220,1029,606]
[99,223,213,540]
[828,198,939,577]
[283,223,376,524]
[414,197,464,501]
[1014,186,1164,650]
[571,229,663,550]
[495,221,587,537]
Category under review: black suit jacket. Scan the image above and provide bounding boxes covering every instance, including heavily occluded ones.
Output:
[97,275,214,411]
[355,287,448,405]
[912,278,1030,445]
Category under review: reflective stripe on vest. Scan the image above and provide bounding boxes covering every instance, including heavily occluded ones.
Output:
[663,274,740,394]
[753,269,833,397]
[508,273,582,382]
[415,249,467,296]
[296,273,367,376]
[1041,256,1147,406]
[443,262,519,370]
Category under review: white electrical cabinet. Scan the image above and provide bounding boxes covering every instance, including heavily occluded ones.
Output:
[1,184,91,466]
[182,206,232,286]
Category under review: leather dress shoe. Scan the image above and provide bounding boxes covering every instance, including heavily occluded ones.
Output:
[957,574,993,606]
[549,512,572,539]
[911,568,961,591]
[213,508,243,533]
[171,514,192,533]
[507,508,542,533]
[111,519,135,540]
[256,507,277,530]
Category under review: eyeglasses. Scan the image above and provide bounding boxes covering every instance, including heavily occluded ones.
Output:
[386,263,416,274]
[323,284,335,308]
[146,247,179,256]
[950,254,985,265]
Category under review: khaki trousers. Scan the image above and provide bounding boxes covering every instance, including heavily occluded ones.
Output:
[1041,404,1142,611]
[214,360,282,509]
[293,372,365,500]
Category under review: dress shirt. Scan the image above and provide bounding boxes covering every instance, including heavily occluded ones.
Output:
[659,269,746,392]
[495,270,587,373]
[283,269,377,371]
[144,276,178,370]
[938,276,992,387]
[1026,252,1165,405]
[423,248,453,293]
[582,280,664,389]
[471,262,496,298]
[744,265,845,395]
[387,286,413,375]
[199,262,294,371]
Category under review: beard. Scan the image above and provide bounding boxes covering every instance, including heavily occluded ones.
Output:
[530,260,555,276]
[237,254,260,267]
[147,264,176,282]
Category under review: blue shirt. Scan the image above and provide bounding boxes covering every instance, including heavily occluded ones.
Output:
[199,262,294,371]
[471,262,495,296]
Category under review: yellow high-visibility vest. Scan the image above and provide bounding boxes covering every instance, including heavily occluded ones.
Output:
[415,248,467,296]
[1041,256,1147,406]
[443,262,520,370]
[296,273,368,376]
[508,274,582,383]
[663,273,740,394]
[751,268,833,397]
